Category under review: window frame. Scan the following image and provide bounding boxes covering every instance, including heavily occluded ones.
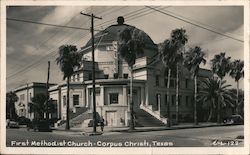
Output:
[155,75,160,86]
[109,93,119,105]
[73,94,80,106]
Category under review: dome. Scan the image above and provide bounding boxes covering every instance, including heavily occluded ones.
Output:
[84,17,157,51]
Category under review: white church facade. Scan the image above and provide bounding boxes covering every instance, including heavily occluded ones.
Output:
[47,17,212,127]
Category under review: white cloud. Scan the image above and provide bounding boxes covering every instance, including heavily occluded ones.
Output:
[7,46,15,55]
[200,25,243,69]
[37,6,89,33]
[23,45,39,55]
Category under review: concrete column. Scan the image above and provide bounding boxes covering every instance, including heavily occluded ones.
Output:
[145,84,149,106]
[123,86,127,106]
[141,86,145,106]
[100,86,104,106]
[83,86,86,107]
[86,88,89,108]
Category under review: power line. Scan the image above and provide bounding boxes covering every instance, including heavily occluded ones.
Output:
[8,6,169,79]
[7,18,102,32]
[145,6,243,43]
[7,11,86,71]
[8,6,166,78]
[8,7,158,79]
[160,7,242,39]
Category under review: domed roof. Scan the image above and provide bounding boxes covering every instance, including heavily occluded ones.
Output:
[84,17,157,50]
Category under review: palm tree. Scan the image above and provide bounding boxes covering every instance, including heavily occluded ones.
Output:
[159,40,174,127]
[211,52,231,123]
[184,46,206,125]
[229,60,244,114]
[56,45,82,130]
[170,28,188,125]
[159,28,188,126]
[198,77,234,122]
[6,91,18,119]
[118,27,144,130]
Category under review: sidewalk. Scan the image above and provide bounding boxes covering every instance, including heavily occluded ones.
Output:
[52,122,235,135]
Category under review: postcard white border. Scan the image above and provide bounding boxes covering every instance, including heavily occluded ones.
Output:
[1,0,249,154]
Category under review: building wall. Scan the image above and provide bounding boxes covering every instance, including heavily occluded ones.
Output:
[50,84,85,120]
[15,87,33,118]
[14,83,49,119]
[143,61,196,121]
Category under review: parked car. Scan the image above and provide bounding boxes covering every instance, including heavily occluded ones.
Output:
[6,119,19,128]
[88,119,100,127]
[27,119,52,132]
[223,115,244,125]
[17,116,31,126]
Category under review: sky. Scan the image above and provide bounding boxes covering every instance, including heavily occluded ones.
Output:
[6,5,244,91]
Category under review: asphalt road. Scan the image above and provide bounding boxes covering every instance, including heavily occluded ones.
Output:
[6,125,243,147]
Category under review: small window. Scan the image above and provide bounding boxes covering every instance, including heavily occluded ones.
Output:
[63,95,66,106]
[123,74,128,79]
[73,95,79,106]
[185,79,189,88]
[156,93,161,110]
[155,75,160,86]
[170,79,176,88]
[77,74,80,81]
[73,75,75,82]
[109,93,118,104]
[171,95,175,106]
[185,96,189,107]
[20,94,25,101]
[164,78,168,87]
[178,95,182,106]
[165,95,168,105]
[88,73,92,80]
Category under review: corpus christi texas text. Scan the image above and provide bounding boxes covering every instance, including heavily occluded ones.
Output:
[11,140,174,147]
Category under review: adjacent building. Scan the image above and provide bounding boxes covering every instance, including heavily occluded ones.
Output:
[14,82,56,120]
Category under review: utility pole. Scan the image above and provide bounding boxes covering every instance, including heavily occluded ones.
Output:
[80,12,102,133]
[46,61,50,120]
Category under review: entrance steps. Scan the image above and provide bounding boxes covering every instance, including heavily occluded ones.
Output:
[139,104,168,125]
[58,107,92,128]
[134,108,166,127]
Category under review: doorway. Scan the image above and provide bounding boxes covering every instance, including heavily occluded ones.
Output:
[106,111,117,126]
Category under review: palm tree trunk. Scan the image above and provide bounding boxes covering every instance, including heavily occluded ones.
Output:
[194,75,198,125]
[175,64,179,125]
[217,79,222,124]
[10,106,13,119]
[208,98,216,122]
[207,107,213,122]
[129,67,135,130]
[66,77,70,130]
[236,81,239,114]
[167,68,171,127]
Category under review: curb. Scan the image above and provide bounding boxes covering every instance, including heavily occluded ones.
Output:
[51,124,241,134]
[111,124,238,133]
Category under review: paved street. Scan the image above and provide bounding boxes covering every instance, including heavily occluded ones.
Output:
[6,125,243,147]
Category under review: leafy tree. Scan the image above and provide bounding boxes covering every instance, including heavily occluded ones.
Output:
[184,46,206,125]
[56,45,82,130]
[31,93,46,119]
[229,60,244,114]
[159,28,187,126]
[30,95,56,119]
[210,52,231,123]
[6,91,18,119]
[118,27,144,130]
[198,77,234,122]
